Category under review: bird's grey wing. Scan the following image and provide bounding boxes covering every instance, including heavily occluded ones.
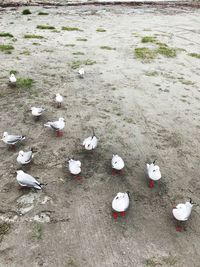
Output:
[37,108,44,114]
[19,173,40,187]
[24,151,32,162]
[50,122,59,130]
[7,135,22,144]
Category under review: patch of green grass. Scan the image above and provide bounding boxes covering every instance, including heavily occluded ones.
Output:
[145,257,161,266]
[62,26,82,31]
[37,25,55,30]
[84,59,96,65]
[0,44,14,54]
[22,9,32,15]
[76,38,87,42]
[162,255,178,266]
[71,59,96,69]
[145,71,158,76]
[100,46,116,50]
[0,222,11,242]
[32,42,41,46]
[141,36,157,43]
[156,44,176,58]
[16,77,34,89]
[96,28,106,32]
[9,70,18,75]
[0,32,13,38]
[65,44,75,47]
[188,53,200,59]
[20,50,30,56]
[135,47,156,60]
[38,11,49,15]
[32,223,43,240]
[24,34,44,39]
[52,29,60,33]
[72,52,85,55]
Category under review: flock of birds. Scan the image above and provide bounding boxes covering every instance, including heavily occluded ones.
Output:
[2,71,196,232]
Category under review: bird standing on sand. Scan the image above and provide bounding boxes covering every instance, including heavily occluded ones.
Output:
[68,159,82,180]
[17,149,34,165]
[31,107,45,120]
[44,117,65,137]
[146,160,161,188]
[9,73,17,85]
[55,93,63,108]
[1,132,25,150]
[112,192,130,219]
[83,130,98,150]
[172,198,195,232]
[78,68,84,78]
[111,154,125,175]
[16,170,46,190]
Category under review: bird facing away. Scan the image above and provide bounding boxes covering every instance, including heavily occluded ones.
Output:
[78,68,84,78]
[83,134,98,150]
[55,93,63,108]
[112,192,130,219]
[172,198,194,232]
[31,107,45,119]
[146,160,161,188]
[17,149,34,165]
[44,117,65,137]
[16,170,46,190]
[9,73,17,84]
[1,132,25,150]
[68,159,81,180]
[111,154,125,175]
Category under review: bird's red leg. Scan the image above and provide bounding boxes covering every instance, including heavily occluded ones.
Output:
[176,225,182,232]
[11,144,16,151]
[112,212,118,219]
[149,179,154,188]
[120,211,126,217]
[112,169,116,176]
[75,175,82,180]
[120,169,125,176]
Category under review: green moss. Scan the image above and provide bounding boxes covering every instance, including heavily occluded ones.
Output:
[0,222,11,242]
[71,59,96,69]
[9,70,18,75]
[0,32,13,38]
[32,42,41,46]
[22,9,32,15]
[156,44,176,58]
[141,36,156,43]
[188,53,200,59]
[96,28,106,32]
[135,47,156,60]
[32,223,43,240]
[24,34,44,39]
[38,12,49,15]
[62,26,82,31]
[76,38,87,42]
[0,44,14,53]
[37,25,55,30]
[16,77,34,88]
[72,52,84,55]
[100,46,116,50]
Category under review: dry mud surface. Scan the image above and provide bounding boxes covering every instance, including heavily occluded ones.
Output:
[0,4,200,267]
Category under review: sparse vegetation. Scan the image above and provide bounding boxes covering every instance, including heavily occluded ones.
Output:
[96,28,106,32]
[178,78,195,85]
[72,52,85,55]
[32,42,41,46]
[156,44,176,57]
[135,47,156,60]
[76,38,87,42]
[37,25,55,30]
[71,59,96,69]
[188,53,200,59]
[145,257,161,266]
[62,26,82,31]
[20,50,30,56]
[162,255,178,266]
[38,11,49,15]
[0,44,14,54]
[0,32,13,38]
[0,222,11,242]
[65,44,75,47]
[10,70,18,75]
[24,34,44,39]
[16,77,34,89]
[32,223,43,240]
[145,71,158,76]
[100,46,116,50]
[22,9,32,15]
[141,36,157,43]
[67,257,78,266]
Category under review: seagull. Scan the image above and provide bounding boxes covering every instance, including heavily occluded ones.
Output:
[111,154,125,175]
[31,107,45,120]
[112,192,130,219]
[17,149,34,165]
[78,68,84,78]
[55,93,63,108]
[172,198,195,232]
[9,73,17,84]
[68,159,81,180]
[44,117,65,137]
[146,160,161,188]
[16,170,46,190]
[83,130,98,150]
[1,132,25,150]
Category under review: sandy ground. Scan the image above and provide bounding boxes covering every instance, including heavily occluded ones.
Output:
[0,4,200,267]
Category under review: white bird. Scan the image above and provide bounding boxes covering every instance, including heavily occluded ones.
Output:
[55,93,63,108]
[68,159,81,179]
[146,160,161,188]
[17,149,34,165]
[9,73,17,84]
[111,154,125,175]
[78,68,84,78]
[1,132,25,150]
[44,117,65,137]
[31,107,45,119]
[112,192,130,219]
[83,132,98,150]
[172,198,195,232]
[16,170,46,190]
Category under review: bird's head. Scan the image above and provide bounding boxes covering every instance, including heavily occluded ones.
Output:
[59,117,65,122]
[18,150,24,156]
[2,132,8,138]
